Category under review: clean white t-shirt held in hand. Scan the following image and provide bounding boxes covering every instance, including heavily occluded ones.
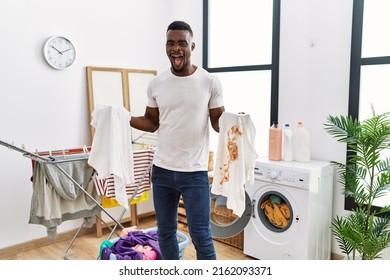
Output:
[88,104,134,209]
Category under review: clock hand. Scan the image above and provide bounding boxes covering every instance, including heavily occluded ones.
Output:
[51,45,63,54]
[61,49,71,53]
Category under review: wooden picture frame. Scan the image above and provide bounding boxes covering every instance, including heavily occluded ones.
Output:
[86,66,157,142]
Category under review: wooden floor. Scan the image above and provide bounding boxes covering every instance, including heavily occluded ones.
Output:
[0,215,255,260]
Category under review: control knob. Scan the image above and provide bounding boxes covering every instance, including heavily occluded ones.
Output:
[269,171,278,180]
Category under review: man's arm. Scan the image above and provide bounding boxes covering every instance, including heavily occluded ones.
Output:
[130,106,160,132]
[209,106,225,133]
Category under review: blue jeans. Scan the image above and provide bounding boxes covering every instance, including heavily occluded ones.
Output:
[152,165,216,260]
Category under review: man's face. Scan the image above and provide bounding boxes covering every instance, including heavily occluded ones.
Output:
[166,29,195,75]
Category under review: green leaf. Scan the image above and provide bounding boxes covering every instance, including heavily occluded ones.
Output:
[325,108,390,260]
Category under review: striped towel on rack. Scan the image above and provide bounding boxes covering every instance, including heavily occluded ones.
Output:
[94,149,154,200]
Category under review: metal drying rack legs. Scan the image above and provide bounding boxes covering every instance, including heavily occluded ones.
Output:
[0,140,150,260]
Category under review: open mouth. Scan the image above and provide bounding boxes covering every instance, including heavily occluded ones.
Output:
[171,53,184,68]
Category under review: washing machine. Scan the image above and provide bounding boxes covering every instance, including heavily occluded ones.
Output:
[210,157,333,260]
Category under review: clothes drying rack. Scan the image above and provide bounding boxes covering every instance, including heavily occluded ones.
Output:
[0,139,153,260]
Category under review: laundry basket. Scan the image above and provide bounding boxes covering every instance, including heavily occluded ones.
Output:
[99,227,190,260]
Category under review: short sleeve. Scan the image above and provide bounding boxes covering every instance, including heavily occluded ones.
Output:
[209,75,224,109]
[146,80,158,108]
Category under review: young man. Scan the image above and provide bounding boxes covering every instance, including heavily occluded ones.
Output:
[130,21,224,260]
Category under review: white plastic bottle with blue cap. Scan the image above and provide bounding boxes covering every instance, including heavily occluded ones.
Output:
[292,121,310,162]
[282,123,293,162]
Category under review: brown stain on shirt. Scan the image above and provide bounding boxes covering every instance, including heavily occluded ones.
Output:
[219,125,243,185]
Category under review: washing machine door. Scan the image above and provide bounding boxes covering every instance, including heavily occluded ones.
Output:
[210,192,251,238]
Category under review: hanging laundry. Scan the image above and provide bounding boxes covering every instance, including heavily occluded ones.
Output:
[88,105,134,209]
[93,148,154,207]
[29,155,101,238]
[211,112,258,217]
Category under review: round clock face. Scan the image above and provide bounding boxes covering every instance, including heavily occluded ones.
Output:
[43,36,76,70]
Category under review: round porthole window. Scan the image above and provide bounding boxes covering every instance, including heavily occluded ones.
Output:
[257,191,293,232]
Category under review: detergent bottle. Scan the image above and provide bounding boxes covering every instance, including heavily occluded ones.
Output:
[292,121,310,162]
[282,123,293,162]
[268,121,282,161]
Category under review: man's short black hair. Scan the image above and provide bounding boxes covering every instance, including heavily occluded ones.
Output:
[167,21,193,37]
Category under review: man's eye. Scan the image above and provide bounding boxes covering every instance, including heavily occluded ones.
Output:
[179,42,188,47]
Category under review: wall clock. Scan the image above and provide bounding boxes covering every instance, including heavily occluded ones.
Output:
[43,36,76,70]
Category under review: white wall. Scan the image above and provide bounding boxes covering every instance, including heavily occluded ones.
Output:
[279,0,389,258]
[1,0,389,259]
[278,0,351,256]
[0,0,175,249]
[0,0,207,251]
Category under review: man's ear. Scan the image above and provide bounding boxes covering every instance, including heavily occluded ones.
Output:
[191,42,195,51]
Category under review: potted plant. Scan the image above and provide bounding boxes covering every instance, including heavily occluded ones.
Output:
[324,107,390,260]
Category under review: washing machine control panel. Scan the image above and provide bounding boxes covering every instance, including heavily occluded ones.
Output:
[254,166,311,189]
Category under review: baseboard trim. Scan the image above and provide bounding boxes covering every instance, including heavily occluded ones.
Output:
[0,227,95,259]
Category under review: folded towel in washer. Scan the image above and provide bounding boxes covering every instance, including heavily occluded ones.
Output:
[261,199,290,229]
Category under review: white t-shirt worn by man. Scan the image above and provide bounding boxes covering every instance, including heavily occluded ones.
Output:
[147,67,224,172]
